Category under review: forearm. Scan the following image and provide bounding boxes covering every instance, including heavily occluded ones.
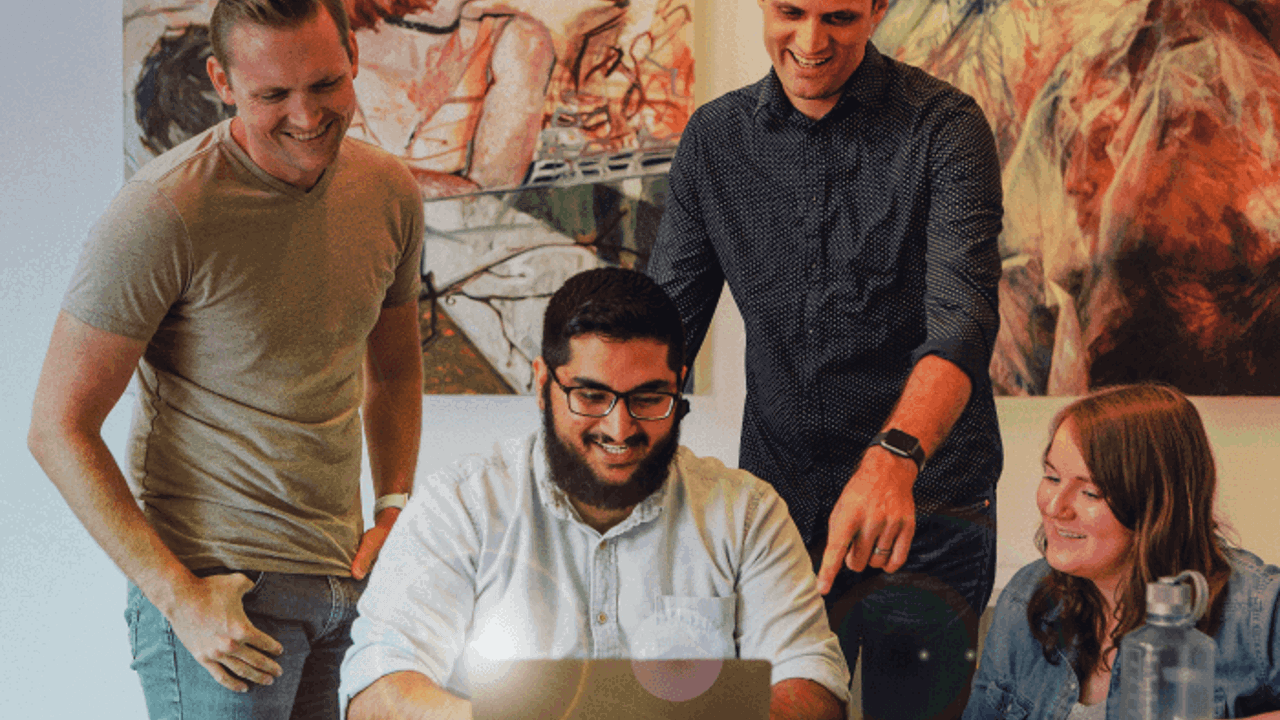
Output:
[28,311,197,615]
[29,424,196,615]
[363,371,421,499]
[769,678,844,720]
[878,354,972,460]
[363,302,423,500]
[348,671,471,720]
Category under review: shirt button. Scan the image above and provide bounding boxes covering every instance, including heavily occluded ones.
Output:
[597,612,608,624]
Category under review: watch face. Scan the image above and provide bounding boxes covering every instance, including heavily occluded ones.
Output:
[882,429,920,454]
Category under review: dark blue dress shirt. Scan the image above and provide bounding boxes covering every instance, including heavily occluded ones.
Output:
[649,43,1004,542]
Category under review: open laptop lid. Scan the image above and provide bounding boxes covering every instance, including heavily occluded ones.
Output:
[470,659,772,720]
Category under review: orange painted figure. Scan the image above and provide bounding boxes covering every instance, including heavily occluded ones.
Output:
[348,0,556,197]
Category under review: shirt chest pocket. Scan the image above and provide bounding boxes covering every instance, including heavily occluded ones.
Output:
[630,595,737,660]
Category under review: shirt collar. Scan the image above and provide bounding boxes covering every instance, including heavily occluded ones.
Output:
[753,41,889,125]
[531,427,670,538]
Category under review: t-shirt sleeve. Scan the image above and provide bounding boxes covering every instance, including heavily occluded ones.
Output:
[734,481,851,704]
[62,180,190,341]
[381,169,424,309]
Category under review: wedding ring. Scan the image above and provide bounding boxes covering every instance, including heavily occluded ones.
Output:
[873,547,892,555]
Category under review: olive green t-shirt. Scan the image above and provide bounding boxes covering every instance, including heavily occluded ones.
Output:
[63,119,423,575]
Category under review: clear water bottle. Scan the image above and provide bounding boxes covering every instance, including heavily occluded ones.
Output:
[1118,570,1216,720]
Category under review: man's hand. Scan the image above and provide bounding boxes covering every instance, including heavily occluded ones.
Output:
[816,448,917,595]
[351,508,400,580]
[166,573,284,693]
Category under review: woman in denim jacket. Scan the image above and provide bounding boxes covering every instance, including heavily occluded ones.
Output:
[964,384,1280,719]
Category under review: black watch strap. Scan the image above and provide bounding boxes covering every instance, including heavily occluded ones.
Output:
[871,429,925,471]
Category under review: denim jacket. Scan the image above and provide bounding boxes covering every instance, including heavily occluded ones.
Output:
[965,550,1280,719]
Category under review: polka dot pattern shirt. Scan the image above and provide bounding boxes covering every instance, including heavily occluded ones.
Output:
[648,43,1004,542]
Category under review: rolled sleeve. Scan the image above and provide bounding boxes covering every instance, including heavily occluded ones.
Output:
[913,96,1004,385]
[339,466,480,714]
[735,482,851,704]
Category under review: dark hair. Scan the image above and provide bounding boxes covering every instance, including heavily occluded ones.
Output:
[540,268,685,375]
[210,0,353,72]
[1027,383,1233,678]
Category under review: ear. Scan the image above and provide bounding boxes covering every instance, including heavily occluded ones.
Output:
[871,0,890,24]
[206,55,236,106]
[532,357,549,411]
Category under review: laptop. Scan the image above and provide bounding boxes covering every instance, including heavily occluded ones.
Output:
[469,658,773,720]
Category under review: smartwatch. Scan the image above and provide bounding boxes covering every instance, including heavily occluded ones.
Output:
[871,429,925,471]
[374,493,410,515]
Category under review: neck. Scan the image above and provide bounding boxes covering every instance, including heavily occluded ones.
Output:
[570,498,635,535]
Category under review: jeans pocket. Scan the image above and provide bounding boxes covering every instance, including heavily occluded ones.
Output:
[125,583,143,658]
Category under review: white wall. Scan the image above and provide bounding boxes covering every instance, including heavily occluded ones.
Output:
[2,1,1277,717]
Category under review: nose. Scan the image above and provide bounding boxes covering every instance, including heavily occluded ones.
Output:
[597,397,641,442]
[794,17,829,54]
[287,92,325,130]
[1040,482,1073,519]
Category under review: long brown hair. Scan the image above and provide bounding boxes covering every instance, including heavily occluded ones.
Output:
[1026,383,1232,678]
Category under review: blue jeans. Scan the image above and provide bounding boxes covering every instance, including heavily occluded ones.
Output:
[813,491,997,720]
[126,570,365,720]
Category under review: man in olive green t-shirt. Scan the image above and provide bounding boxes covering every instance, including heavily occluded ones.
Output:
[27,1,423,718]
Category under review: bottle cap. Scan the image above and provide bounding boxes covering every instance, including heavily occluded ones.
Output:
[1147,570,1209,622]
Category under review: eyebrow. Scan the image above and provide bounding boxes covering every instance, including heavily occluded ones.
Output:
[252,73,344,97]
[568,377,676,393]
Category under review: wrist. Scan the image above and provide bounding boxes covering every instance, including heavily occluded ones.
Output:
[374,492,409,516]
[373,506,402,527]
[870,429,925,472]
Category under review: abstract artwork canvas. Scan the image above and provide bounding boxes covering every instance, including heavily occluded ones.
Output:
[875,0,1280,395]
[124,0,694,394]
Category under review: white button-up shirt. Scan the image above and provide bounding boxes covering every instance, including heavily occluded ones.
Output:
[340,430,850,708]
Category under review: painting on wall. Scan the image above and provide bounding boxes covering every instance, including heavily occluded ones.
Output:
[874,0,1280,395]
[124,0,694,394]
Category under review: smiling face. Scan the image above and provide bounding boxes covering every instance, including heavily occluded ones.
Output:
[1037,422,1135,601]
[207,9,359,189]
[757,0,886,119]
[534,334,682,517]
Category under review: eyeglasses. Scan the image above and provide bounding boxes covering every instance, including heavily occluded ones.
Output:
[549,372,681,420]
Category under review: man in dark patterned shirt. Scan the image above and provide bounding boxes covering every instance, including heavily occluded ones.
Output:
[647,1,1003,718]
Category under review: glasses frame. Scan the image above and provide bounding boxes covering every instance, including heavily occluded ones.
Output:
[549,371,682,421]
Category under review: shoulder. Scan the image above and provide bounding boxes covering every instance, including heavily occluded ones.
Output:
[999,559,1053,607]
[127,121,237,209]
[882,54,978,113]
[671,446,783,523]
[674,446,774,496]
[1222,547,1280,610]
[131,121,227,187]
[337,137,420,200]
[685,79,763,138]
[422,433,531,496]
[878,54,992,139]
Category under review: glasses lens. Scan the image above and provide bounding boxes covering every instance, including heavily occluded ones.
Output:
[567,388,616,417]
[626,393,675,420]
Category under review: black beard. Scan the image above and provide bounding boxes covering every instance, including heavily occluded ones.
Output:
[541,385,681,511]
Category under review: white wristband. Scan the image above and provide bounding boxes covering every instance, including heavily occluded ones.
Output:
[374,493,409,515]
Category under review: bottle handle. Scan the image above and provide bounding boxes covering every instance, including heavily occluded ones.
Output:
[1163,570,1210,622]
